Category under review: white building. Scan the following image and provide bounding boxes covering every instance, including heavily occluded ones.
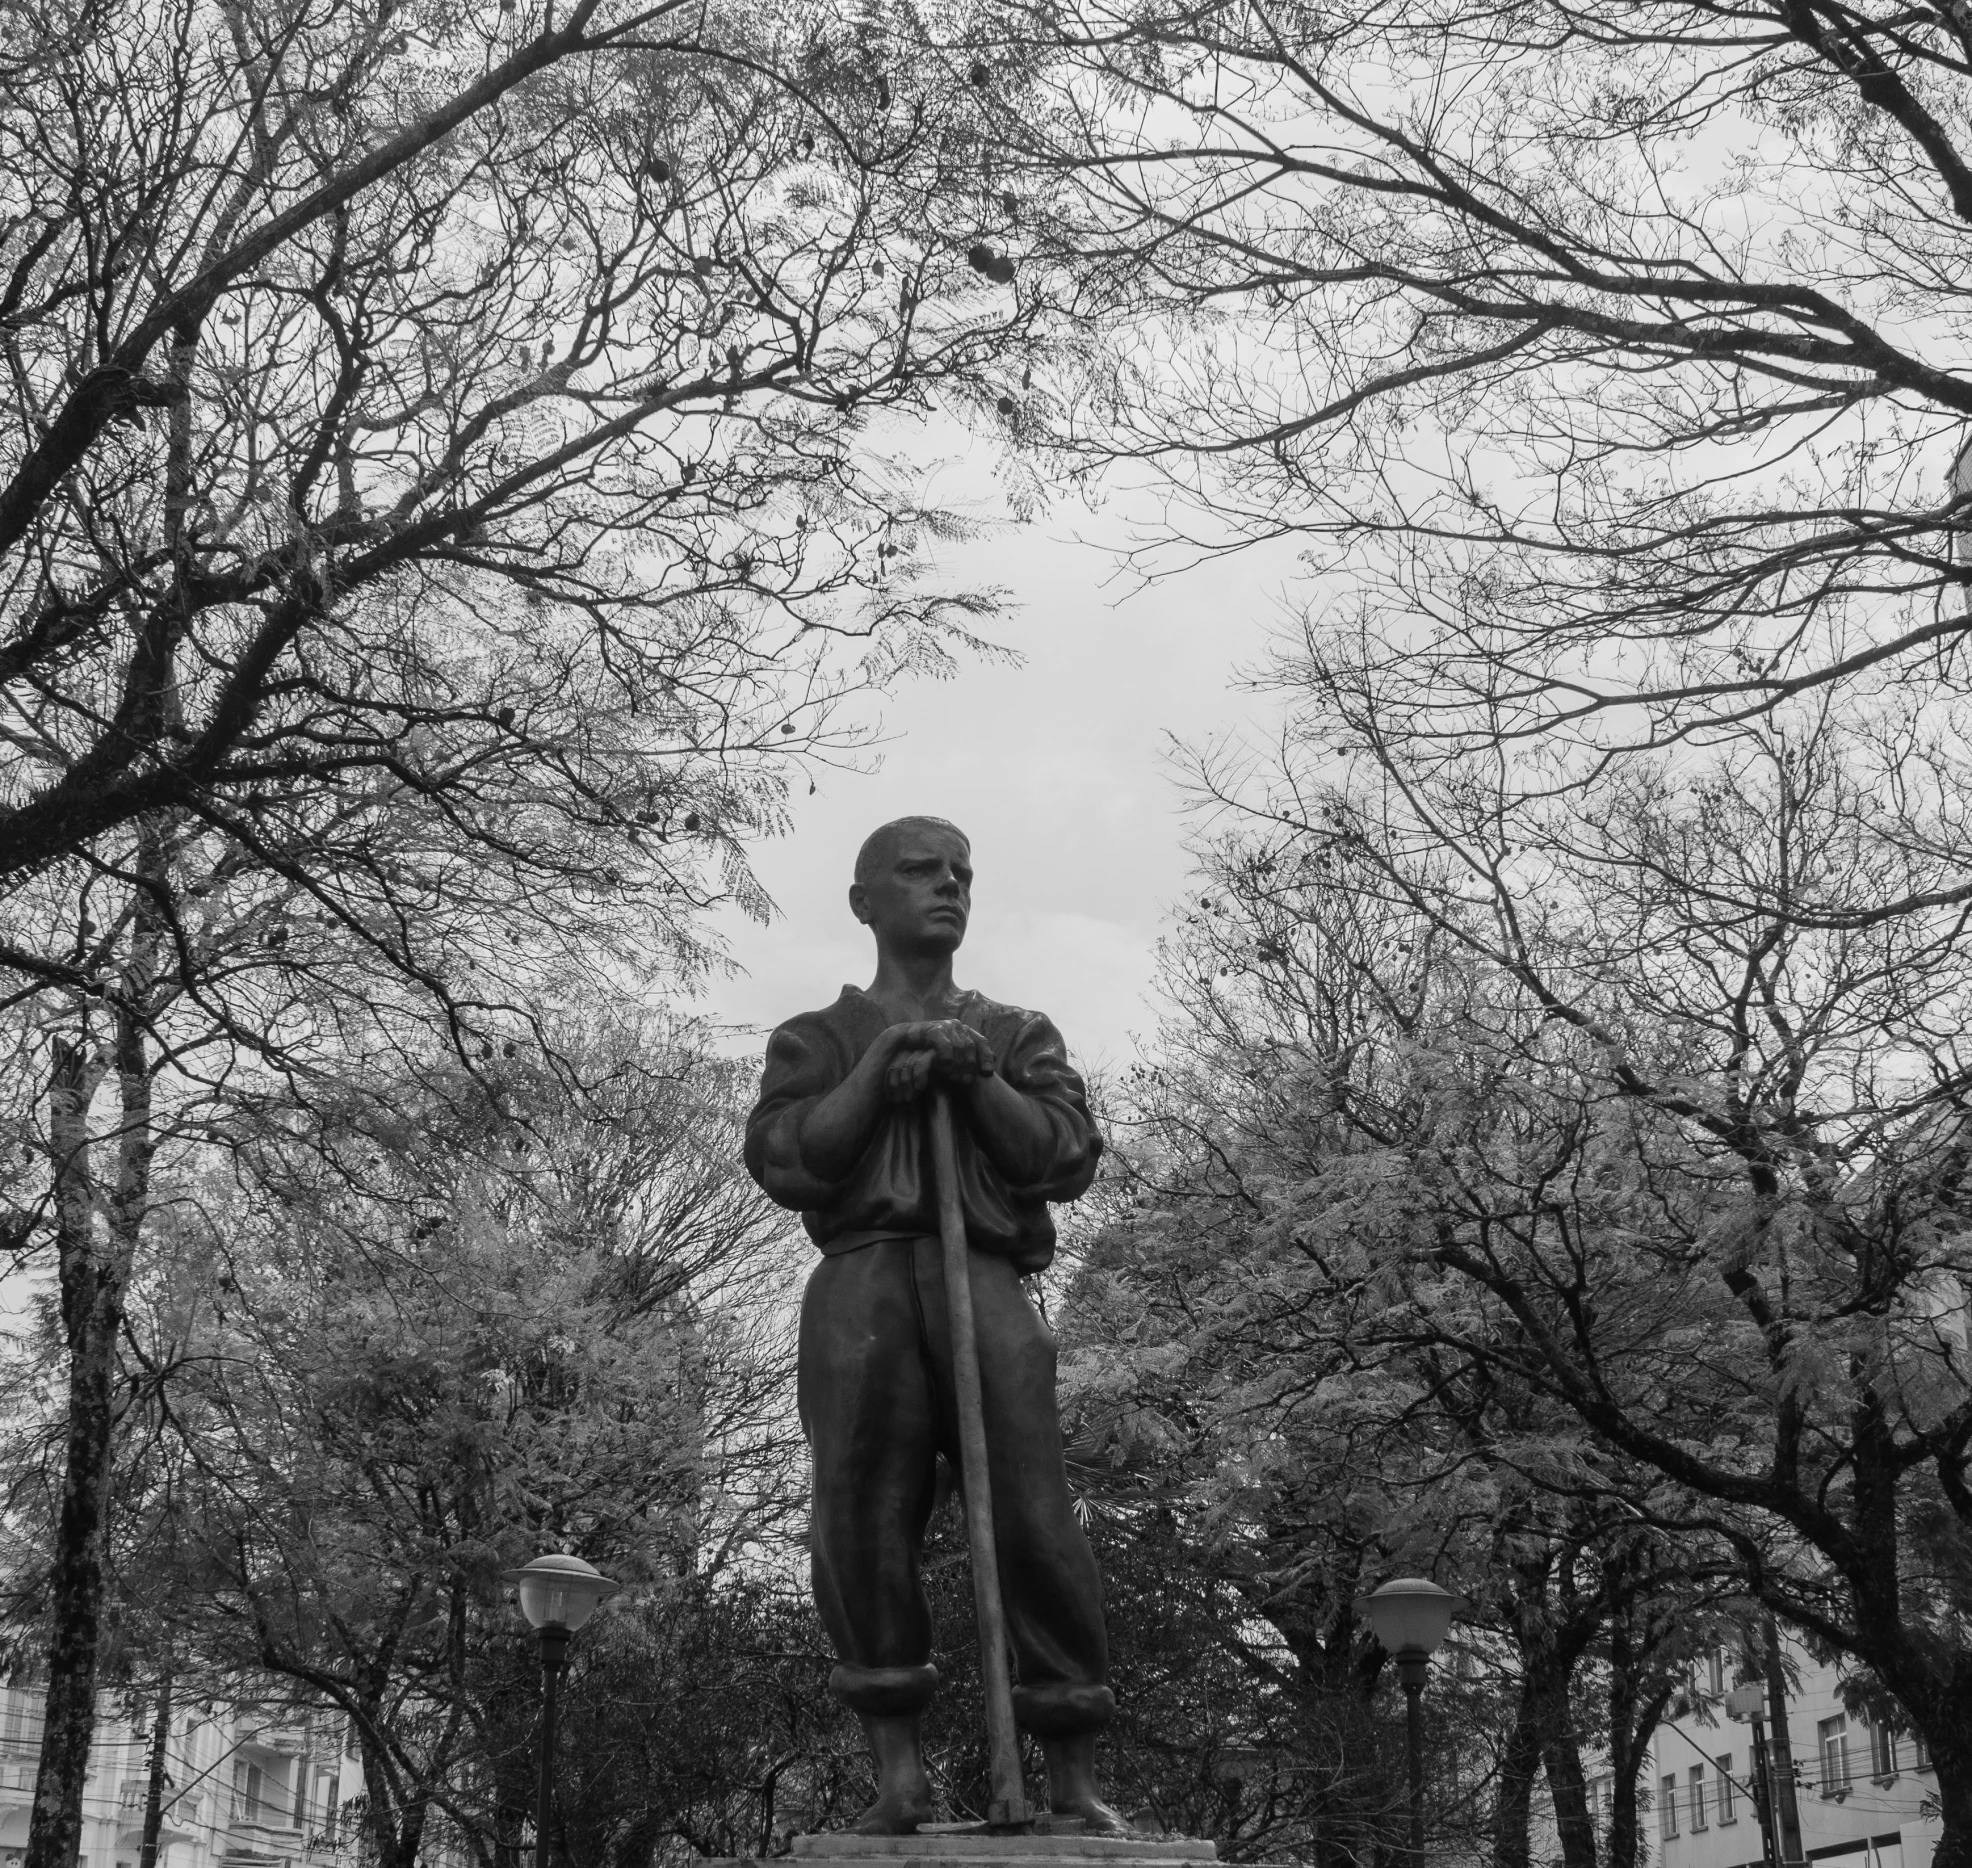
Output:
[1641,1640,1942,1868]
[0,1685,352,1868]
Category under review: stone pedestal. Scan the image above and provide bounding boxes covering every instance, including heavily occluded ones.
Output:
[777,1830,1217,1868]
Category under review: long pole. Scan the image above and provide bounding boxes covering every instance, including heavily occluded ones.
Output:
[535,1626,569,1868]
[1398,1653,1427,1865]
[1762,1621,1804,1868]
[929,1090,1030,1829]
[136,1660,173,1868]
[1750,1718,1781,1868]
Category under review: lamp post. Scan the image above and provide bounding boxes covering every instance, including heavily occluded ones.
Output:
[502,1554,618,1868]
[1358,1578,1464,1867]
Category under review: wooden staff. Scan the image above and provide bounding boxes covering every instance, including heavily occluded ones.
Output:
[929,1087,1031,1829]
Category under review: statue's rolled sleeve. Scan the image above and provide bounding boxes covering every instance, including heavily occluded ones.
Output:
[998,1012,1102,1203]
[744,1020,847,1212]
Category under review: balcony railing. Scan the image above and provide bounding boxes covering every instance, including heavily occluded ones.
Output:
[117,1781,205,1824]
[228,1795,302,1832]
[235,1725,310,1756]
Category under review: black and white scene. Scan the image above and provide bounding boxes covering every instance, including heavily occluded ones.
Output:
[0,10,1966,1868]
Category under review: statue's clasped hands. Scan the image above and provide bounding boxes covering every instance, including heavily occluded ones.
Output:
[878,1019,996,1104]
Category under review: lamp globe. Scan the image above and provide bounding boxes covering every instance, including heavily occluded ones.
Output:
[1357,1577,1463,1658]
[502,1553,618,1633]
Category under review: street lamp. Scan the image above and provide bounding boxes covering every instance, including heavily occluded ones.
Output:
[1357,1578,1465,1866]
[502,1554,618,1868]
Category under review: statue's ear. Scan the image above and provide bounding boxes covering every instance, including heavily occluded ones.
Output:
[848,882,871,925]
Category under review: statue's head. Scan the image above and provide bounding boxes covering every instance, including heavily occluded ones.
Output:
[850,816,972,956]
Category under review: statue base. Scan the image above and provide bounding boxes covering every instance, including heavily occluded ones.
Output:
[769,1828,1217,1867]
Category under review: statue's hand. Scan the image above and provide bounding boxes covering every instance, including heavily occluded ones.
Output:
[880,1019,996,1103]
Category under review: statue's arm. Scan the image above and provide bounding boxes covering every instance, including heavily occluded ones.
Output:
[792,1029,912,1182]
[745,1020,880,1208]
[956,1070,1069,1188]
[959,1012,1102,1200]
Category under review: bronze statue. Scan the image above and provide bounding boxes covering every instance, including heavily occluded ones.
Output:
[744,816,1128,1836]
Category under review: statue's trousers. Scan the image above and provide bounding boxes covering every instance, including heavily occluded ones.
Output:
[797,1235,1115,1737]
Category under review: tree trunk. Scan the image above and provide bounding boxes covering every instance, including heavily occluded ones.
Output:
[494,1802,527,1868]
[356,1712,429,1868]
[25,833,162,1868]
[1539,1691,1598,1868]
[25,1036,116,1868]
[1931,1732,1972,1868]
[1604,1613,1670,1868]
[1496,1544,1599,1868]
[1272,1580,1387,1868]
[1490,1685,1542,1868]
[1891,1657,1972,1868]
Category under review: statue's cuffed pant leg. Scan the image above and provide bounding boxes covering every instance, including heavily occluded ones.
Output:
[828,1663,939,1717]
[1011,1681,1116,1737]
[800,1243,942,1710]
[798,1238,1113,1736]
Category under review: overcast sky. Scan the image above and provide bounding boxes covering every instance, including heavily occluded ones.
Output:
[700,508,1307,1083]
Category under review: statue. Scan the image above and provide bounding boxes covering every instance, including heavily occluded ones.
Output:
[744,815,1129,1838]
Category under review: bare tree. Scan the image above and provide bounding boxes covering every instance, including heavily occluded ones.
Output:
[1155,700,1972,1866]
[50,1017,804,1868]
[1067,867,1733,1868]
[951,7,1972,1852]
[1,0,1038,983]
[966,0,1972,806]
[0,6,1047,1861]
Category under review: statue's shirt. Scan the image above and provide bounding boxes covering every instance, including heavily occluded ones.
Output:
[744,986,1102,1275]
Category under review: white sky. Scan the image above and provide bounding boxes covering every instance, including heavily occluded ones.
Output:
[700,506,1307,1083]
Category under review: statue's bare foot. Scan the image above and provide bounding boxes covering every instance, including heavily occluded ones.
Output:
[849,1790,934,1836]
[1048,1793,1135,1839]
[1042,1734,1135,1838]
[850,1715,934,1835]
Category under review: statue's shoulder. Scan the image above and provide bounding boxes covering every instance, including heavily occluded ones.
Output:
[770,988,1062,1047]
[957,991,1062,1043]
[768,987,890,1047]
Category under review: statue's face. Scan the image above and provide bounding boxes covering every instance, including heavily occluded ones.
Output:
[851,825,972,955]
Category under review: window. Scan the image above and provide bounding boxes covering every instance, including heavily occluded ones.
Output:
[235,1758,267,1823]
[1689,1765,1708,1831]
[1709,1650,1726,1695]
[1661,1773,1680,1839]
[1818,1716,1850,1796]
[1717,1755,1737,1823]
[1911,1728,1931,1772]
[1870,1721,1897,1781]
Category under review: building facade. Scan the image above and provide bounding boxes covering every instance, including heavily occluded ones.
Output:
[1635,1641,1941,1868]
[0,1686,352,1868]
